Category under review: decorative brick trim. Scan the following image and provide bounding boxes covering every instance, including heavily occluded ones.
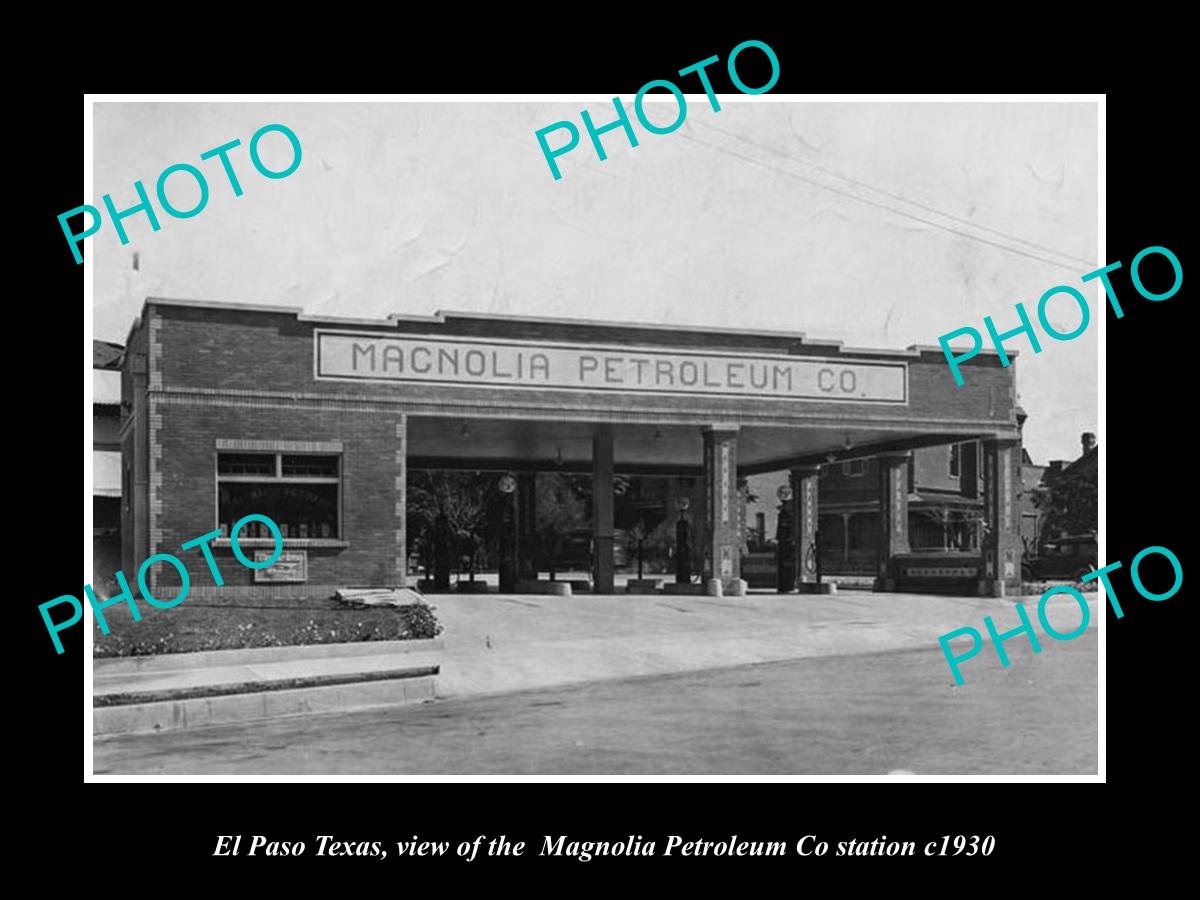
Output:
[147,312,162,391]
[395,415,407,588]
[151,387,1016,433]
[215,438,344,452]
[185,584,350,600]
[146,310,164,591]
[210,538,349,550]
[147,392,162,589]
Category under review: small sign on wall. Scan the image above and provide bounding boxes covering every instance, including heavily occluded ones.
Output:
[255,549,308,582]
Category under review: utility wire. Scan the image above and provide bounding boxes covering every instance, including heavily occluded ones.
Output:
[698,122,1097,269]
[679,131,1090,273]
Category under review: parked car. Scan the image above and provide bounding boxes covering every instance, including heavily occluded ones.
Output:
[1022,533,1098,582]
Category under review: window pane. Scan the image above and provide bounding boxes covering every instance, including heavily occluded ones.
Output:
[218,453,275,476]
[219,482,339,538]
[282,454,339,477]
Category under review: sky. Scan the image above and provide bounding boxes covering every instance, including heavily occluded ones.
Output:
[92,100,1098,465]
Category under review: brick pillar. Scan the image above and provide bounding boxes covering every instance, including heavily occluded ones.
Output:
[791,465,821,587]
[517,472,538,580]
[980,437,1022,597]
[592,426,615,594]
[702,427,742,593]
[873,451,912,592]
[124,349,150,580]
[394,416,408,589]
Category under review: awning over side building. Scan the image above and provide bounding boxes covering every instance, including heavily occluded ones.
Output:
[94,369,122,406]
[94,450,121,497]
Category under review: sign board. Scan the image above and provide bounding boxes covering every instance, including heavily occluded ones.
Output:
[254,549,308,583]
[315,331,908,403]
[904,565,979,578]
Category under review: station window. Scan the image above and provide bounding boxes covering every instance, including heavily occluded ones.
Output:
[949,443,961,478]
[216,452,341,539]
[842,459,866,477]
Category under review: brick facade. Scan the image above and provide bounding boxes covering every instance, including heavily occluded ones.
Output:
[122,298,1023,600]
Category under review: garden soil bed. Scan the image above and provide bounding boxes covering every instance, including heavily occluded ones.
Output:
[92,596,442,658]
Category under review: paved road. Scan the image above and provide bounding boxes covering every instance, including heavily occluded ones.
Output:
[95,630,1097,775]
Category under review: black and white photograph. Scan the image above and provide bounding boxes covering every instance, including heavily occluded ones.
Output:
[84,95,1101,777]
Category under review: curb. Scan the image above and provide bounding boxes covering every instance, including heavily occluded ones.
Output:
[94,674,438,737]
[94,638,443,676]
[94,664,439,707]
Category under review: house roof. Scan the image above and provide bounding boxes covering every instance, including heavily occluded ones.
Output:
[93,339,124,370]
[1065,445,1097,473]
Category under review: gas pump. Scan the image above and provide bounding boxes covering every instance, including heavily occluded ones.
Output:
[775,483,795,592]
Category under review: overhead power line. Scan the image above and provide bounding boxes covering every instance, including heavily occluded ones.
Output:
[696,122,1098,270]
[679,131,1093,273]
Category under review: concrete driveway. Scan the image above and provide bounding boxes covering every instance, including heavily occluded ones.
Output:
[423,588,1099,698]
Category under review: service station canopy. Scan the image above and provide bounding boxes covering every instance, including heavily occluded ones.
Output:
[146,299,1021,474]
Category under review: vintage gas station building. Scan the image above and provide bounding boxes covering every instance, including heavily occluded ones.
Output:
[121,298,1024,598]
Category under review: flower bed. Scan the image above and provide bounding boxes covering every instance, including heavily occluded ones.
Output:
[92,602,442,658]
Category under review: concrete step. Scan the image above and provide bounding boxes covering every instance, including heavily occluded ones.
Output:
[93,645,442,736]
[94,674,437,736]
[95,663,438,707]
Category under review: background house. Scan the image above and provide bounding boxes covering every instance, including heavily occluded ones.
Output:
[744,422,1097,578]
[93,339,124,587]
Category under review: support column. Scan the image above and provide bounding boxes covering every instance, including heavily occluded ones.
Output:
[498,474,518,593]
[592,426,615,594]
[980,437,1022,597]
[702,427,742,594]
[517,472,538,580]
[873,451,912,592]
[791,465,821,587]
